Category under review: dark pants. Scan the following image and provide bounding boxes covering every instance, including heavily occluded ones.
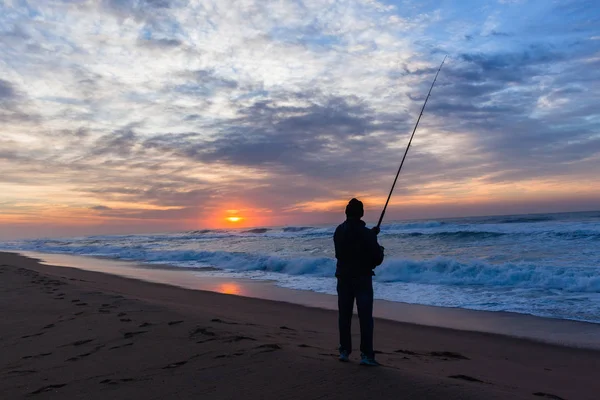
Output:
[337,275,374,358]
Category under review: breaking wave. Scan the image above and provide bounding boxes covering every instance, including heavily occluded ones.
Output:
[5,238,599,293]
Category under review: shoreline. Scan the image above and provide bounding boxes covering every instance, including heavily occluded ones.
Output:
[14,250,600,350]
[1,251,599,399]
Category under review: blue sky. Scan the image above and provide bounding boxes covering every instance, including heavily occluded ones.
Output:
[0,0,599,238]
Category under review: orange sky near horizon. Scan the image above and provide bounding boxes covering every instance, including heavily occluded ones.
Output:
[1,176,599,240]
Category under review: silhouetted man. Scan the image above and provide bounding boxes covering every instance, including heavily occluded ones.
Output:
[334,198,384,366]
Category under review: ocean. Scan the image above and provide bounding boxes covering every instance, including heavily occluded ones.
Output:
[2,211,599,324]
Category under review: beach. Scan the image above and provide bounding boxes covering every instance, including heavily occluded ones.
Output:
[1,252,599,399]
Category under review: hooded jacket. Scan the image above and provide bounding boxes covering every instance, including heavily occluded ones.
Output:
[333,218,384,277]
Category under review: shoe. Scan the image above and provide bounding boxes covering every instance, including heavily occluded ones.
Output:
[339,350,350,362]
[359,353,380,366]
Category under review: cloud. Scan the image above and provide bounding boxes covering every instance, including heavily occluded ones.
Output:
[0,79,17,100]
[89,127,139,158]
[0,0,599,237]
[90,205,112,211]
[137,37,182,48]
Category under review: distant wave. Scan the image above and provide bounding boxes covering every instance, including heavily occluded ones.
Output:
[496,216,555,224]
[549,231,600,240]
[187,229,214,234]
[282,226,314,232]
[243,228,270,234]
[396,231,506,240]
[383,221,445,230]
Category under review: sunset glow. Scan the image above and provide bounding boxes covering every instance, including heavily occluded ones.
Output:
[217,283,242,295]
[0,1,599,240]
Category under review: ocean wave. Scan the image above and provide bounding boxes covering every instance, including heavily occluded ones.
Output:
[243,228,270,234]
[187,229,215,234]
[549,230,600,240]
[393,231,506,240]
[6,239,599,293]
[382,221,445,230]
[496,216,556,224]
[282,226,315,232]
[375,258,600,292]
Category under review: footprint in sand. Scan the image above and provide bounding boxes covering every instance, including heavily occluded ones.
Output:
[168,320,184,326]
[66,344,105,361]
[189,327,216,338]
[279,326,295,331]
[109,342,134,350]
[430,351,470,360]
[123,331,147,339]
[392,349,469,361]
[22,352,52,360]
[30,384,66,395]
[254,344,282,353]
[394,349,418,356]
[59,339,94,347]
[67,353,91,362]
[225,335,256,343]
[214,352,245,359]
[163,361,188,369]
[7,370,37,376]
[120,318,132,322]
[21,332,45,339]
[139,322,153,328]
[533,393,566,400]
[100,378,135,385]
[448,374,484,383]
[211,318,239,325]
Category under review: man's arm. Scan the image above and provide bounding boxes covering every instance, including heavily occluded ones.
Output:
[366,229,384,267]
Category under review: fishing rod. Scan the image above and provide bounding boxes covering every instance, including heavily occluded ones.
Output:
[376,55,447,230]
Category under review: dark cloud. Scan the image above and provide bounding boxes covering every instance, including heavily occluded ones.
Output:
[85,181,216,208]
[170,95,390,174]
[89,127,138,158]
[457,46,564,84]
[102,0,173,16]
[0,79,41,124]
[0,79,16,100]
[169,70,239,98]
[91,205,112,211]
[488,30,512,37]
[137,37,182,48]
[416,42,600,185]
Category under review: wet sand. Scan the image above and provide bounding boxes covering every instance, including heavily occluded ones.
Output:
[21,251,600,349]
[1,251,599,399]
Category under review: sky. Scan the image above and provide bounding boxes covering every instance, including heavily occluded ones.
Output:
[1,0,599,239]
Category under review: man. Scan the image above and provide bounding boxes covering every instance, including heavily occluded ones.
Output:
[333,198,384,366]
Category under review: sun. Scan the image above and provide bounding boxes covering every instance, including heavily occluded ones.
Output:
[226,216,243,223]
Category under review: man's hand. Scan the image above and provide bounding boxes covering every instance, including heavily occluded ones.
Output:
[371,226,380,235]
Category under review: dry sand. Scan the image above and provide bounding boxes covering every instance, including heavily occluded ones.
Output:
[1,252,598,399]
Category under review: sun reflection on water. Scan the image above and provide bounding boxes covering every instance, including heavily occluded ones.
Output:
[218,282,242,295]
